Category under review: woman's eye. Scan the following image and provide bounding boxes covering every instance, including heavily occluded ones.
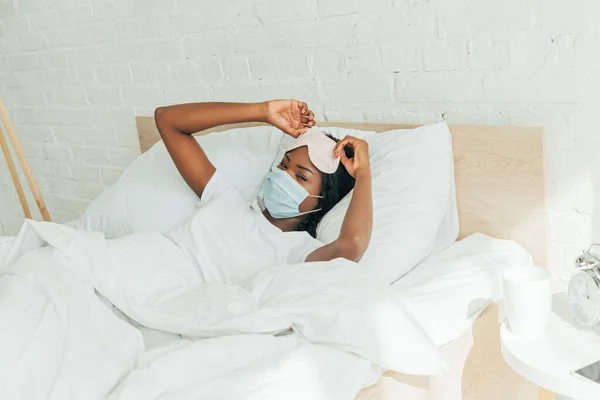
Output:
[279,162,287,169]
[297,175,307,182]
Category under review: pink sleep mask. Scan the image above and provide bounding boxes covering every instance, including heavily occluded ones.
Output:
[285,129,340,174]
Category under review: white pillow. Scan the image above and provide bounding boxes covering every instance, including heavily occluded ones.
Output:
[307,123,457,284]
[393,233,534,347]
[76,126,283,238]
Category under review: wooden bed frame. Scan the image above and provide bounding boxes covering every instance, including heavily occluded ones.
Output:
[135,117,548,400]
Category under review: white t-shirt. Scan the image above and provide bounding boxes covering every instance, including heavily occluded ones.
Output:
[165,170,323,284]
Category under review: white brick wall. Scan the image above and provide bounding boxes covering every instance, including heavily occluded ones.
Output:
[1,0,600,278]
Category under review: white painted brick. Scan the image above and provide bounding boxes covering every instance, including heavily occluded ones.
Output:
[67,109,95,126]
[249,56,280,80]
[199,2,257,30]
[174,64,199,83]
[574,178,594,215]
[20,127,54,143]
[74,147,111,165]
[8,53,40,71]
[569,108,600,144]
[311,52,345,75]
[101,44,138,63]
[21,142,44,159]
[1,16,31,36]
[324,78,393,103]
[80,24,116,44]
[131,0,176,16]
[278,55,310,78]
[36,108,71,125]
[73,181,104,200]
[318,0,384,17]
[18,34,49,51]
[468,40,511,70]
[482,73,577,104]
[47,27,82,47]
[346,48,385,74]
[256,0,318,24]
[46,88,88,106]
[83,129,119,146]
[61,5,94,26]
[159,13,203,35]
[93,1,133,22]
[46,160,71,179]
[6,89,44,105]
[423,42,467,72]
[0,37,21,54]
[109,148,138,167]
[382,44,421,72]
[221,57,251,81]
[0,57,9,71]
[12,0,44,14]
[101,167,125,185]
[29,10,60,29]
[70,165,101,182]
[355,11,435,43]
[11,106,38,125]
[112,65,133,83]
[198,58,223,81]
[114,21,136,41]
[260,81,319,105]
[43,144,73,161]
[47,196,88,215]
[121,85,165,105]
[396,72,484,102]
[74,67,97,86]
[115,128,142,148]
[437,1,532,39]
[211,85,262,103]
[92,107,136,127]
[86,88,122,105]
[131,63,153,83]
[549,209,591,244]
[40,49,68,68]
[232,27,287,52]
[288,19,353,48]
[135,18,160,38]
[164,86,211,104]
[94,66,114,85]
[140,40,182,62]
[183,33,231,57]
[51,210,79,224]
[153,64,177,85]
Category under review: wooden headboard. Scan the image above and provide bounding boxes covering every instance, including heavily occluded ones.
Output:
[135,117,547,266]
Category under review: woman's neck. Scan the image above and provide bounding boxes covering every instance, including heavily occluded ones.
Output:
[262,209,301,232]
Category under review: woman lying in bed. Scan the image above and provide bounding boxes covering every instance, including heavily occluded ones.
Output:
[154,100,372,283]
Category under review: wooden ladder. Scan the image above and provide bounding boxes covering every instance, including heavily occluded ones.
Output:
[0,96,51,222]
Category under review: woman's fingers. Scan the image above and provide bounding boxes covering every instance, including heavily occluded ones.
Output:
[297,101,308,115]
[334,136,357,155]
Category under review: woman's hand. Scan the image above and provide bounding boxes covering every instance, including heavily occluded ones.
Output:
[334,136,370,179]
[264,99,315,137]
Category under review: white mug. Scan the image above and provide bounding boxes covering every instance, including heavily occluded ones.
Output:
[503,266,552,337]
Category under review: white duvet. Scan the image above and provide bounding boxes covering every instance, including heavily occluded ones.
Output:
[0,221,447,400]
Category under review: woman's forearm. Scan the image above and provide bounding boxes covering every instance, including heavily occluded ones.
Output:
[156,102,267,135]
[338,168,373,257]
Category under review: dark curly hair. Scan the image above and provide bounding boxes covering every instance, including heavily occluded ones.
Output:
[293,134,356,238]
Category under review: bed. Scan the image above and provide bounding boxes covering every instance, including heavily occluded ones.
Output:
[135,117,547,400]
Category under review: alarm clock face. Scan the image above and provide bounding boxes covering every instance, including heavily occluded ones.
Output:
[569,272,600,326]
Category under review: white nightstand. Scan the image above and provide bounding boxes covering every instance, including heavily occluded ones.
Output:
[500,292,600,400]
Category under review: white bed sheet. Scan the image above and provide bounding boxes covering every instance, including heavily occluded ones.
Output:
[0,225,532,400]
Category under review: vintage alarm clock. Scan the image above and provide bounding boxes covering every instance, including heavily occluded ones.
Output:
[569,244,600,326]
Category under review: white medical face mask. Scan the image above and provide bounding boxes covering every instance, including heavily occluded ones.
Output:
[262,168,322,219]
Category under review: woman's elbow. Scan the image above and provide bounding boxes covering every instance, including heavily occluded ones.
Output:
[154,106,170,135]
[338,235,369,262]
